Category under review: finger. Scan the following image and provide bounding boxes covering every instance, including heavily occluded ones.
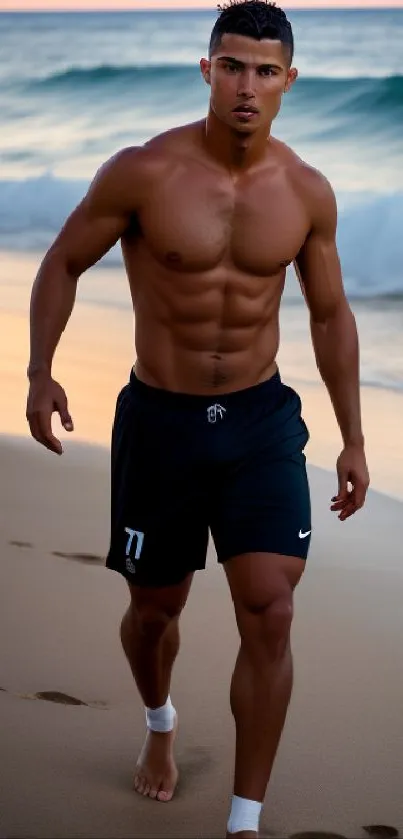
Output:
[330,491,353,511]
[56,393,74,432]
[353,482,368,510]
[28,412,55,452]
[27,408,62,455]
[337,477,350,500]
[28,413,42,445]
[36,411,63,455]
[339,503,358,521]
[339,480,368,518]
[330,500,348,512]
[339,511,356,521]
[334,506,353,518]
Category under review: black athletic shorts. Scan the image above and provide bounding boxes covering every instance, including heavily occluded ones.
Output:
[106,369,311,587]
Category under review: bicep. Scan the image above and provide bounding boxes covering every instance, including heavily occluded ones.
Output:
[48,152,135,277]
[294,178,347,322]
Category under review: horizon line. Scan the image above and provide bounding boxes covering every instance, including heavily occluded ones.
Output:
[2,4,402,9]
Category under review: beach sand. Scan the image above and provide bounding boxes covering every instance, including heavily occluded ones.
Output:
[1,252,403,838]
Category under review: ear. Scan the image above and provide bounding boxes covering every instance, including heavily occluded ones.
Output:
[284,66,298,93]
[200,58,211,86]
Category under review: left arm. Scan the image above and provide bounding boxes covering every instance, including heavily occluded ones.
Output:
[294,170,369,519]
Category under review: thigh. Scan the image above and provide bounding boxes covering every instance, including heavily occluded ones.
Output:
[225,551,305,611]
[210,384,311,564]
[106,385,209,587]
[224,551,305,654]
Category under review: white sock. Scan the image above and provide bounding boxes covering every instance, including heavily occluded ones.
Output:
[145,695,176,733]
[227,795,262,835]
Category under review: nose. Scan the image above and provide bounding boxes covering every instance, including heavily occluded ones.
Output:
[237,68,256,98]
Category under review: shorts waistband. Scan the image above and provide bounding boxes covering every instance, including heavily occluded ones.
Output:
[129,368,283,411]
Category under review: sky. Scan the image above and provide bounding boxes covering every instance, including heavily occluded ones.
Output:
[2,0,403,8]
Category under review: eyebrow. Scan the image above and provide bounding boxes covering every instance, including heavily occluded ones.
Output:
[217,56,283,72]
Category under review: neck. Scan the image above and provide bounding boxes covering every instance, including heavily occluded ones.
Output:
[203,108,271,172]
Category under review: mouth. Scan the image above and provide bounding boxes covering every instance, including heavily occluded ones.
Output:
[232,105,260,120]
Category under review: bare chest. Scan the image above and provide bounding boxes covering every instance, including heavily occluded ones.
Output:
[136,169,310,276]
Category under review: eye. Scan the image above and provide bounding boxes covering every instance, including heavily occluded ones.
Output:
[259,67,275,77]
[225,63,240,74]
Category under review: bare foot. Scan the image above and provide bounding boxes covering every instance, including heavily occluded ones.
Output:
[133,714,178,802]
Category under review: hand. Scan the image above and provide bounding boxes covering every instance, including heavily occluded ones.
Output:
[26,373,74,455]
[331,445,370,521]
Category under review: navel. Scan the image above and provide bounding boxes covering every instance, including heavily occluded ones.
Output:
[211,365,230,389]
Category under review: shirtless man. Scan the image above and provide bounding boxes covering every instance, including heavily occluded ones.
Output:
[26,1,370,836]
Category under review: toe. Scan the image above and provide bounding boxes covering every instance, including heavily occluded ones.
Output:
[136,777,145,795]
[143,783,151,797]
[149,787,159,800]
[157,789,173,802]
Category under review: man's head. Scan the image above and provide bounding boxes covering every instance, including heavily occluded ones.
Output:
[201,1,297,135]
[209,0,294,65]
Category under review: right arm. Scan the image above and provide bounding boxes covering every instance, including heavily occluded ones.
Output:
[26,148,139,454]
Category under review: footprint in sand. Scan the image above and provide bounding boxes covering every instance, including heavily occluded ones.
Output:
[34,691,94,706]
[289,833,347,839]
[52,551,104,565]
[0,686,108,709]
[8,542,103,565]
[24,691,109,710]
[9,540,33,548]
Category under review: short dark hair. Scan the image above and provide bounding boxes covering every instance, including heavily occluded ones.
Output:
[209,1,294,65]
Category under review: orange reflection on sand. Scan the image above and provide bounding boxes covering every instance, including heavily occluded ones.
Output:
[0,252,134,446]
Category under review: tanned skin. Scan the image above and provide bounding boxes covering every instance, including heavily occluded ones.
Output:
[27,33,369,839]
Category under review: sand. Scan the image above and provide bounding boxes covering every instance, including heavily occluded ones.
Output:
[1,251,403,838]
[1,438,403,839]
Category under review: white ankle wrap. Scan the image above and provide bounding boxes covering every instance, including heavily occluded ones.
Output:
[145,695,176,733]
[227,795,262,835]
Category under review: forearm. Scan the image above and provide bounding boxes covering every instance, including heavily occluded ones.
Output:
[28,249,78,379]
[310,301,364,447]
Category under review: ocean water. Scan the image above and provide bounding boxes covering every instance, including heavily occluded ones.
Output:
[1,9,402,392]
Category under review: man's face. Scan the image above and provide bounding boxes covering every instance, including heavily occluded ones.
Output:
[201,33,298,133]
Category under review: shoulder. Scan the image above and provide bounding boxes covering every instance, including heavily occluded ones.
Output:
[295,161,337,223]
[273,139,337,231]
[86,146,146,208]
[91,145,159,190]
[92,122,201,193]
[84,139,176,212]
[123,122,203,165]
[142,121,205,171]
[145,120,203,149]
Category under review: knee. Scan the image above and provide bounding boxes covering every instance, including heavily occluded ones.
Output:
[140,606,178,641]
[239,595,294,661]
[122,601,179,645]
[265,597,294,647]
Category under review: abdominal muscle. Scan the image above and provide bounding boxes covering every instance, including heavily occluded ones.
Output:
[127,255,285,396]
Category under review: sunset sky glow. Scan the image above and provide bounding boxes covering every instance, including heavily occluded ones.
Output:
[2,0,403,9]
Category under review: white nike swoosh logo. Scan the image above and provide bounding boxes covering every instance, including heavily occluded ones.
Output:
[299,529,311,539]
